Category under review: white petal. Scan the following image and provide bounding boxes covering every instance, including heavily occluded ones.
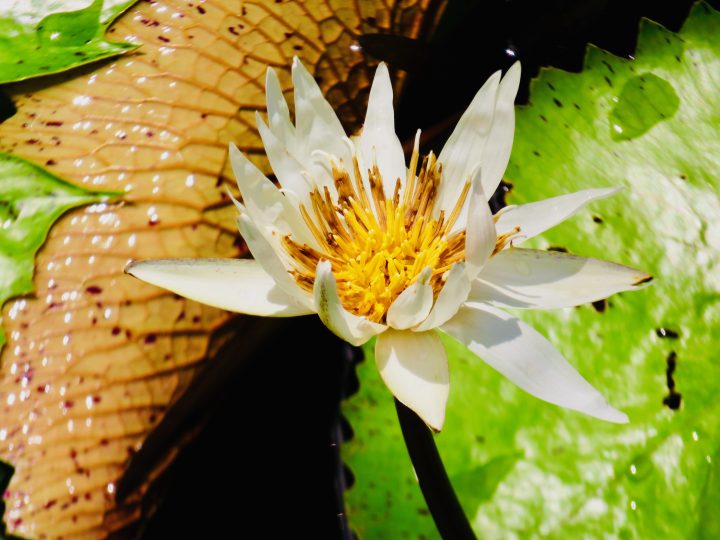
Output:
[414,263,471,332]
[255,115,313,202]
[496,187,620,244]
[292,58,350,163]
[265,67,295,149]
[236,213,314,310]
[314,260,386,346]
[357,63,406,198]
[126,258,313,317]
[386,267,434,330]
[228,144,316,248]
[436,70,500,224]
[479,61,521,199]
[375,329,449,431]
[465,169,496,278]
[441,304,628,423]
[469,248,652,309]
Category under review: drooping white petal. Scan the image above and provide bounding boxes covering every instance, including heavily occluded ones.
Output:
[126,258,313,317]
[357,62,406,198]
[228,144,316,248]
[495,187,620,244]
[478,61,521,199]
[236,213,314,310]
[291,58,350,164]
[314,260,386,346]
[468,248,652,309]
[465,169,496,278]
[435,70,500,222]
[386,267,434,330]
[265,67,295,149]
[375,329,449,431]
[441,304,628,423]
[414,263,471,332]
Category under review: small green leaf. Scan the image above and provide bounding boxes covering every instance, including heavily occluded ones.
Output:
[0,0,139,84]
[0,152,114,350]
[343,3,720,538]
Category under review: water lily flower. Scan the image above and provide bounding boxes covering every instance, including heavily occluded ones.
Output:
[126,58,650,431]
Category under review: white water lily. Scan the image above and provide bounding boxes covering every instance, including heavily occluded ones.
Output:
[126,58,651,431]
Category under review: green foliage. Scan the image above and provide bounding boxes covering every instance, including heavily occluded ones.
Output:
[0,0,138,84]
[0,153,113,349]
[343,3,720,538]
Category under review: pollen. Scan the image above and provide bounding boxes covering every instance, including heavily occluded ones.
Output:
[282,140,514,323]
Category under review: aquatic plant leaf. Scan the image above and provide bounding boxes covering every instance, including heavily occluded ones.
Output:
[0,0,437,537]
[0,152,111,352]
[343,3,720,538]
[0,0,138,84]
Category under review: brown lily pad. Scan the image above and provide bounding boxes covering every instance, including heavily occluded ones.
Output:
[0,0,438,537]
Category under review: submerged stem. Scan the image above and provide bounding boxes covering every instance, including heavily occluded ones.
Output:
[395,399,476,540]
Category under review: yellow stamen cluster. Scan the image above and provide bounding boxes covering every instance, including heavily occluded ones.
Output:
[282,144,514,323]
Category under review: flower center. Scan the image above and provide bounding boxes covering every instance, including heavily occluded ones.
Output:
[282,144,515,323]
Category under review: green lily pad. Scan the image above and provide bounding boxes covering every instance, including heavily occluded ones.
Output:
[0,152,113,350]
[343,2,720,538]
[0,0,138,85]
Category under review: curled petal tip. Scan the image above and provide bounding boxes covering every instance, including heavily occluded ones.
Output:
[418,414,444,432]
[594,403,629,424]
[124,259,138,275]
[613,411,630,424]
[634,274,654,286]
[585,393,630,424]
[317,258,332,273]
[292,56,310,77]
[254,110,263,123]
[425,409,445,432]
[226,187,244,213]
[314,260,386,346]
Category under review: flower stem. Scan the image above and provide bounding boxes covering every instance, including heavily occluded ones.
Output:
[395,399,476,540]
